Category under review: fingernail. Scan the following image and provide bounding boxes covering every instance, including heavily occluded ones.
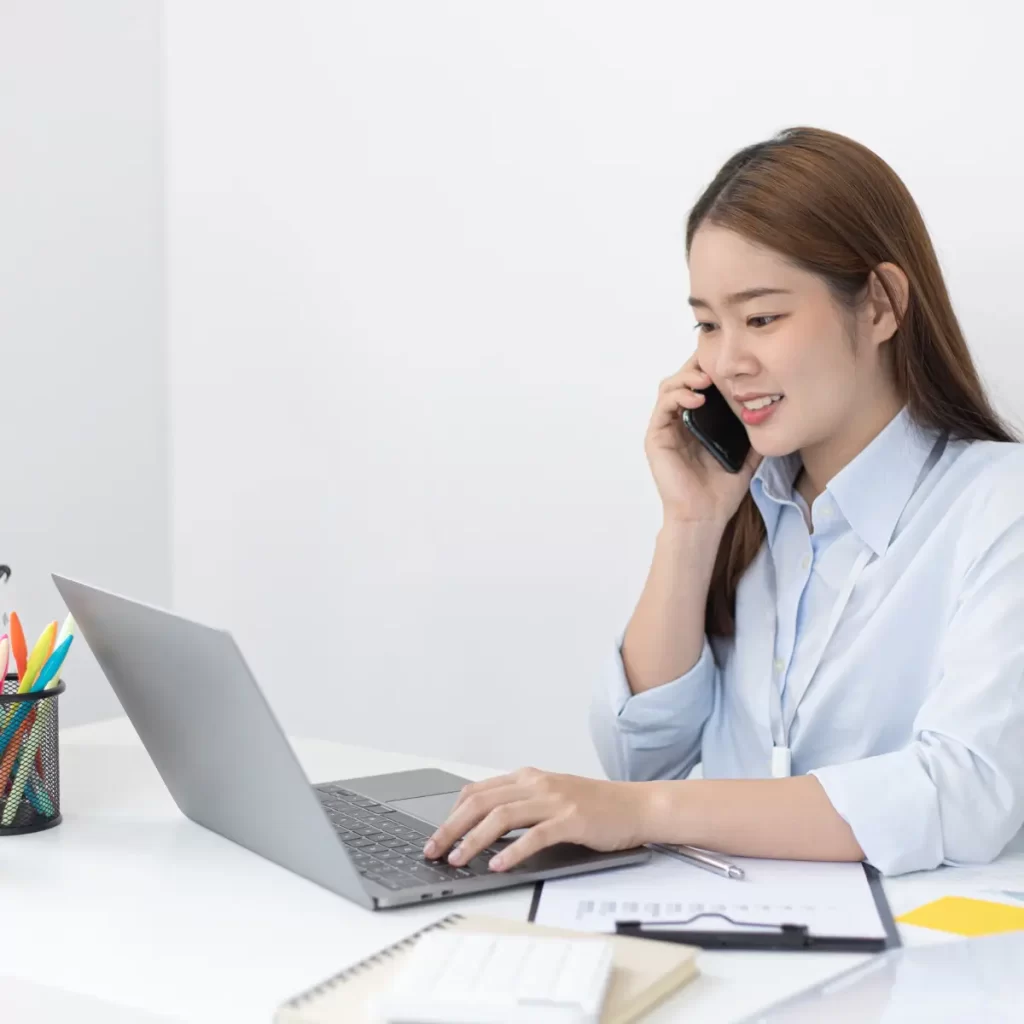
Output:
[424,840,437,858]
[449,849,465,865]
[490,855,506,871]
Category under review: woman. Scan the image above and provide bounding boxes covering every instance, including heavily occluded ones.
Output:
[424,126,1024,877]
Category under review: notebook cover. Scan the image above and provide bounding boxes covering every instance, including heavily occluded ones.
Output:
[274,911,699,1024]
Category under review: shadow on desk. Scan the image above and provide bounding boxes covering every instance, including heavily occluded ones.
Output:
[0,975,181,1023]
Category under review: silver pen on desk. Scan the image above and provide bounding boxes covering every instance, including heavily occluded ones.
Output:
[648,842,745,880]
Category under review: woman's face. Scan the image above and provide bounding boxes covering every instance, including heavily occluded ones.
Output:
[687,224,884,459]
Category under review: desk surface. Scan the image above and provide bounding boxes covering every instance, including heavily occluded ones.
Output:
[3,718,1022,1023]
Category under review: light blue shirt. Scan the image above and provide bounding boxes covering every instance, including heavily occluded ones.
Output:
[590,406,1024,875]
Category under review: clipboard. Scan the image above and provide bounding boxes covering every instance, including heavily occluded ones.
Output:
[528,863,901,953]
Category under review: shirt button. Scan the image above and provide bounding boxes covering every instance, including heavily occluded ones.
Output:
[821,504,833,519]
[800,554,811,571]
[773,658,785,674]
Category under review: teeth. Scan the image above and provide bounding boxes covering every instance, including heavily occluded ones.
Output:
[741,394,782,411]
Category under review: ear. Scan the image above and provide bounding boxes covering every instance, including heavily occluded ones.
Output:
[865,262,909,346]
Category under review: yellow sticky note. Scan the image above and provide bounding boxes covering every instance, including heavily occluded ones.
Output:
[896,896,1024,937]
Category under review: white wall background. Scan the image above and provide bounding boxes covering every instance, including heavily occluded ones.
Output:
[0,1,169,725]
[164,1,1024,775]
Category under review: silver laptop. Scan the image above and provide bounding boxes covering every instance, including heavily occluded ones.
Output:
[53,575,650,910]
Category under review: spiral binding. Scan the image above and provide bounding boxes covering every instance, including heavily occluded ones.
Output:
[286,912,466,1009]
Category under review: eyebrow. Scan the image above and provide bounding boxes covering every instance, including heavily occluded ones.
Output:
[687,287,793,310]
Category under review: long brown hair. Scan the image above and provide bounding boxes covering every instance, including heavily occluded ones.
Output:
[686,126,1018,638]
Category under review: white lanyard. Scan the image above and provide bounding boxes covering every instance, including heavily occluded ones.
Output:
[767,546,872,776]
[766,430,948,777]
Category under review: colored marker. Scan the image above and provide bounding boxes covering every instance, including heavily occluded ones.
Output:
[55,613,75,648]
[18,621,57,693]
[31,635,73,692]
[9,612,27,681]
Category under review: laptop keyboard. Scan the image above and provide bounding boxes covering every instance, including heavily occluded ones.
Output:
[315,783,502,892]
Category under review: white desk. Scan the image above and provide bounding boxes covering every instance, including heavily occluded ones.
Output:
[3,719,1022,1023]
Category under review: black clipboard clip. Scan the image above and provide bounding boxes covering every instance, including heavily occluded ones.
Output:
[615,911,886,952]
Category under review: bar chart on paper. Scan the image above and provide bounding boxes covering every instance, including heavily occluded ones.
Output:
[532,852,889,938]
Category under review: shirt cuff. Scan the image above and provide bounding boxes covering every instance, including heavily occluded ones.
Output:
[604,633,717,733]
[810,749,944,876]
[589,633,716,783]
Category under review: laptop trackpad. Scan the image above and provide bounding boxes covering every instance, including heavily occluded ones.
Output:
[388,792,527,839]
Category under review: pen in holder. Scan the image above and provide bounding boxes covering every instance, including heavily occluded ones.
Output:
[0,671,64,835]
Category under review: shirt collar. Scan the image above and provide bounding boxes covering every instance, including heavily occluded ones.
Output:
[827,406,941,556]
[750,448,801,547]
[750,406,941,556]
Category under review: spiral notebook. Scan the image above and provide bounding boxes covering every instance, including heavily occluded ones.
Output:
[274,912,700,1024]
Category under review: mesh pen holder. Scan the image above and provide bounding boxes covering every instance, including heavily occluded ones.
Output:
[0,672,64,835]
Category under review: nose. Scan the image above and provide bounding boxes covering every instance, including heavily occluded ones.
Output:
[706,328,758,383]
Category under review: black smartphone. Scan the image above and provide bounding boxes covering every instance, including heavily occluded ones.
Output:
[681,384,751,473]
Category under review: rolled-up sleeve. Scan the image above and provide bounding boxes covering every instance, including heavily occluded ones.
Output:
[811,508,1024,876]
[589,632,717,783]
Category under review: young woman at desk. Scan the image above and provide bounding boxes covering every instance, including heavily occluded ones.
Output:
[425,126,1024,878]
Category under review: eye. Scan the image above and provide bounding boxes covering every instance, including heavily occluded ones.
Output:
[693,314,783,334]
